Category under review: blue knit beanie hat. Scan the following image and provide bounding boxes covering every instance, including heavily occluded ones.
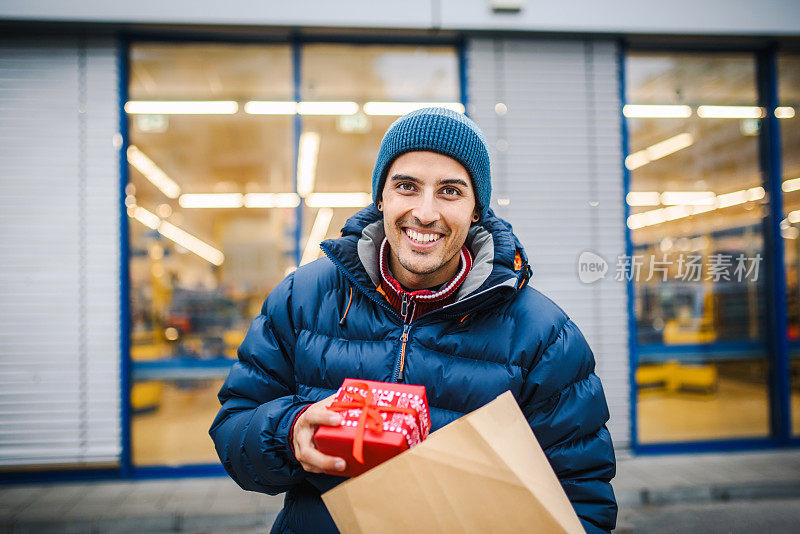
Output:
[371,107,492,221]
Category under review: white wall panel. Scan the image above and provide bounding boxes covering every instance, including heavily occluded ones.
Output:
[0,36,121,468]
[2,0,799,36]
[468,38,630,448]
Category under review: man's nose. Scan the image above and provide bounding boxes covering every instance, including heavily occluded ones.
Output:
[410,193,441,225]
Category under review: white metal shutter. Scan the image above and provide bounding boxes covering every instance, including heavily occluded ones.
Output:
[0,35,121,467]
[467,38,630,448]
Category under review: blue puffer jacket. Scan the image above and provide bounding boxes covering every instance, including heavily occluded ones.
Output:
[210,205,617,533]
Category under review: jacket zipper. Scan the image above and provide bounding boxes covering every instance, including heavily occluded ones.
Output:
[394,293,411,382]
[320,244,411,384]
[321,243,528,382]
[393,323,411,382]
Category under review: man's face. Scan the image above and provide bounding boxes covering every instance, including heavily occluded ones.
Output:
[381,151,477,289]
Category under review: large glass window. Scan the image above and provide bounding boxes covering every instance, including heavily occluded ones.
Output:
[126,41,460,467]
[778,52,800,436]
[626,52,770,444]
[127,42,295,466]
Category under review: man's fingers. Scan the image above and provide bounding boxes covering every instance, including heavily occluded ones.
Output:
[302,407,341,427]
[297,445,346,473]
[292,393,347,474]
[299,462,323,474]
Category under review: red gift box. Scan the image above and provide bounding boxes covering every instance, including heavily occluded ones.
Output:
[313,379,431,478]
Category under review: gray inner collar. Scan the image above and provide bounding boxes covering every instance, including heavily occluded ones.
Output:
[356,222,495,302]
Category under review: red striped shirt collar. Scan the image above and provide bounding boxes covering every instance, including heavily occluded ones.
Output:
[379,237,473,303]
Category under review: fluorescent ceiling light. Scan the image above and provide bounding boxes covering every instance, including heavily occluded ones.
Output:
[645,133,695,161]
[128,206,224,265]
[300,208,334,266]
[363,102,466,116]
[716,186,764,209]
[132,206,161,230]
[178,193,243,209]
[697,105,764,119]
[627,186,764,230]
[124,101,238,114]
[244,101,468,116]
[296,101,359,116]
[783,226,799,239]
[244,193,301,208]
[626,192,661,206]
[661,205,692,221]
[623,105,692,118]
[158,221,225,266]
[624,152,650,171]
[660,191,716,206]
[625,133,694,170]
[297,132,320,198]
[782,177,800,192]
[305,192,372,208]
[715,190,747,209]
[244,101,297,115]
[776,107,795,119]
[690,203,716,215]
[126,145,181,199]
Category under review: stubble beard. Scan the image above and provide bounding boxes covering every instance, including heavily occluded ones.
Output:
[396,243,462,278]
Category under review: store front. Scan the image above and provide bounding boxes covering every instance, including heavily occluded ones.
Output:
[1,24,797,480]
[125,36,799,472]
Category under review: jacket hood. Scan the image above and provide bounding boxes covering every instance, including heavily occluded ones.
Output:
[320,204,532,317]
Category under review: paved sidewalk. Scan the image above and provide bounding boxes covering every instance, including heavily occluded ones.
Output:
[0,477,284,534]
[614,449,800,506]
[1,449,799,533]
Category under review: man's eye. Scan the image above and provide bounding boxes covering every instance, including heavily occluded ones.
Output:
[442,187,460,196]
[398,183,415,192]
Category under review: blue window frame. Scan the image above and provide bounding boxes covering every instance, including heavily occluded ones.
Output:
[621,40,799,453]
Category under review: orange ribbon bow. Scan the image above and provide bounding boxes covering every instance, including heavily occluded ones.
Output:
[327,382,419,464]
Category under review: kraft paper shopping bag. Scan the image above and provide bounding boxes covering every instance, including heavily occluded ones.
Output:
[322,390,584,533]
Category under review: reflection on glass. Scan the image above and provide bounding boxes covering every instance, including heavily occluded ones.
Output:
[299,44,460,264]
[627,52,770,443]
[778,53,800,436]
[128,42,295,466]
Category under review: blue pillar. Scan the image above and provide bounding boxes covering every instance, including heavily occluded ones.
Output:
[292,37,303,267]
[757,45,791,445]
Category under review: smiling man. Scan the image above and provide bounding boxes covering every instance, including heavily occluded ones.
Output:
[383,152,475,279]
[210,107,617,533]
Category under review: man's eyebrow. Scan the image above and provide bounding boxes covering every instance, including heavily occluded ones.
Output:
[388,174,468,188]
[439,178,469,187]
[388,174,422,183]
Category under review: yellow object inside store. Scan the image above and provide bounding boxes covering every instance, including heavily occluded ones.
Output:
[126,41,460,466]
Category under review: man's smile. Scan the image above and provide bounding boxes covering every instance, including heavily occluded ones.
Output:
[402,227,444,246]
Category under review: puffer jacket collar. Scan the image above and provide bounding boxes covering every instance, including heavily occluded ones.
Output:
[320,204,533,320]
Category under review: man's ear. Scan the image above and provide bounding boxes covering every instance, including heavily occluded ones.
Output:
[471,209,479,223]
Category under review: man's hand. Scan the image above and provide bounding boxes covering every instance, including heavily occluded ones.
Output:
[291,393,347,474]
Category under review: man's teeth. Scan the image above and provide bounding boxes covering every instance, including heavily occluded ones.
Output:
[405,229,441,244]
